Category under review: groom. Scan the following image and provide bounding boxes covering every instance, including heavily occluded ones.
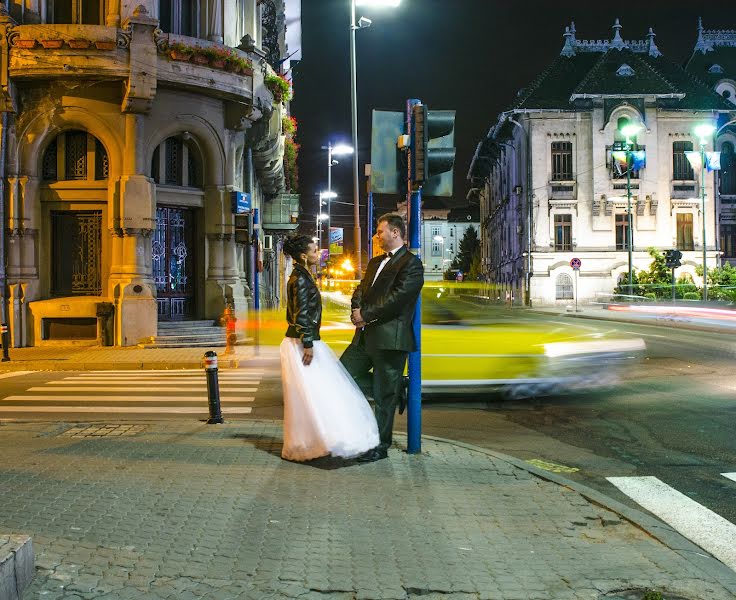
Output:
[340,213,424,462]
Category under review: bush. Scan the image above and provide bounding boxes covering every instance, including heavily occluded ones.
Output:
[684,292,700,300]
[644,292,656,301]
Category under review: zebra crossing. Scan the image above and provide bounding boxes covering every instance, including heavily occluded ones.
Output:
[0,369,262,418]
[607,473,736,571]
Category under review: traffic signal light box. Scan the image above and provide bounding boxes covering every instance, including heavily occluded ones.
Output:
[664,249,682,268]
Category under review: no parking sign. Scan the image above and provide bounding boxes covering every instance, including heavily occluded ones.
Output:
[570,257,581,270]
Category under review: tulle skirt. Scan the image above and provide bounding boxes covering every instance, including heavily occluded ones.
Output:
[280,338,379,462]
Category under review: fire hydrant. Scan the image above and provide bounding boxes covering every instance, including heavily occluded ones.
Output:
[223,305,236,355]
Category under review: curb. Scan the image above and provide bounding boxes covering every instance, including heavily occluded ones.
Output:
[0,359,244,372]
[407,432,736,593]
[530,308,736,335]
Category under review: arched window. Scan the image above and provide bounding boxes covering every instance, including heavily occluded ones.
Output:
[555,273,573,300]
[151,135,203,188]
[720,141,736,196]
[41,130,108,181]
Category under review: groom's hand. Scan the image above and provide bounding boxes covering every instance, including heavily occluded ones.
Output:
[351,308,366,328]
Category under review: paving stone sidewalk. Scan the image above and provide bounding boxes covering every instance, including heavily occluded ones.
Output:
[1,419,734,600]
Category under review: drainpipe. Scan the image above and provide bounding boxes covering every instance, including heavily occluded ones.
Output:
[0,111,8,360]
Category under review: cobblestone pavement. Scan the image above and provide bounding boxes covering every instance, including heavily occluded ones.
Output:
[1,420,734,600]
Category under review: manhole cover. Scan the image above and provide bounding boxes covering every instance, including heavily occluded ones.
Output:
[60,424,147,438]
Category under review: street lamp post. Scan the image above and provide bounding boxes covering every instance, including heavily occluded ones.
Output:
[620,123,642,296]
[350,0,401,273]
[322,143,353,261]
[695,123,716,302]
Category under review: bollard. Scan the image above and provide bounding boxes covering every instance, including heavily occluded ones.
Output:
[1,323,9,362]
[204,351,223,424]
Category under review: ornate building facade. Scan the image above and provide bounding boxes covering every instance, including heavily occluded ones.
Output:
[0,0,301,346]
[469,20,735,306]
[686,19,736,265]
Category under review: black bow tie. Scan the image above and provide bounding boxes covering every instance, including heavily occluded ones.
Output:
[381,251,393,260]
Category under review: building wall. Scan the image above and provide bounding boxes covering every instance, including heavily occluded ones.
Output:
[0,0,296,346]
[483,105,720,306]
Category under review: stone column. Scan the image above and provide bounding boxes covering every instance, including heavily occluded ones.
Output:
[106,0,121,27]
[207,0,224,44]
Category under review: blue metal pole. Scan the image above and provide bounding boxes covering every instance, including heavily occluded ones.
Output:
[367,189,373,259]
[406,98,422,454]
[253,207,260,310]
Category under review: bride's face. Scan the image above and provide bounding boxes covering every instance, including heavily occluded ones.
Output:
[303,242,320,267]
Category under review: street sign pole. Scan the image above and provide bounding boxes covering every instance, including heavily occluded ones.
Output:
[407,98,422,455]
[570,258,582,312]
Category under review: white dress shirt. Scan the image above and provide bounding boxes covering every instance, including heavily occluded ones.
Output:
[371,250,395,285]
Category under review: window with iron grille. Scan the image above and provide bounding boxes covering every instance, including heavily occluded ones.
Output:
[554,214,572,251]
[673,141,695,180]
[42,131,108,182]
[615,213,630,250]
[42,141,57,181]
[95,139,108,180]
[720,142,736,196]
[165,138,182,186]
[721,224,736,258]
[551,142,573,181]
[676,213,694,251]
[65,131,88,180]
[555,273,573,300]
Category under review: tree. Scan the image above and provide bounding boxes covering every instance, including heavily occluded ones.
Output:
[451,226,479,277]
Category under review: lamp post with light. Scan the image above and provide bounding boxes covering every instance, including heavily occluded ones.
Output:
[695,123,717,301]
[620,122,642,296]
[322,143,353,260]
[350,0,401,272]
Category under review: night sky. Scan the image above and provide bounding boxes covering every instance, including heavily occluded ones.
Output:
[290,0,736,255]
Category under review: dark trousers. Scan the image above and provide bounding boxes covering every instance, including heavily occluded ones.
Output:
[340,336,407,451]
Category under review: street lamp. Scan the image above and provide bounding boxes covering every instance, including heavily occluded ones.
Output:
[620,122,642,296]
[695,122,716,301]
[322,142,353,259]
[316,212,329,255]
[350,0,401,273]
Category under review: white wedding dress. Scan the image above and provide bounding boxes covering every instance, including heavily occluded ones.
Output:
[280,338,379,461]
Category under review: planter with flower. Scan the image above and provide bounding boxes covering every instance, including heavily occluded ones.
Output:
[14,39,36,49]
[225,52,254,75]
[68,39,91,49]
[168,42,193,62]
[283,137,300,193]
[282,115,297,136]
[265,73,292,103]
[190,47,210,65]
[94,40,116,50]
[201,46,231,69]
[39,39,64,49]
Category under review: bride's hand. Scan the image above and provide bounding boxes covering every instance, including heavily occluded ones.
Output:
[302,347,314,366]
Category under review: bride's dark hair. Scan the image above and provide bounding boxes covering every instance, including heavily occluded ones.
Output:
[283,235,313,263]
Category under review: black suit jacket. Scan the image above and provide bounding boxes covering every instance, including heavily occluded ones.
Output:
[350,245,424,352]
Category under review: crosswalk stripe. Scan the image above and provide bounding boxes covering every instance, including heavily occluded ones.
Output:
[0,406,253,414]
[0,371,33,379]
[28,387,257,393]
[3,395,254,402]
[722,473,736,483]
[55,376,261,385]
[607,476,736,570]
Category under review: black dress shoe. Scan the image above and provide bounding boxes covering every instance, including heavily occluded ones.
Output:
[398,376,409,415]
[356,448,388,463]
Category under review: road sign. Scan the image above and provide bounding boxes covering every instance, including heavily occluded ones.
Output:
[570,258,582,270]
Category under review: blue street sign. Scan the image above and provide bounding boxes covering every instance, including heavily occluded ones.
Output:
[231,191,251,214]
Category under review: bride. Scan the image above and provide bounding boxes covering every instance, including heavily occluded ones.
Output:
[280,235,379,462]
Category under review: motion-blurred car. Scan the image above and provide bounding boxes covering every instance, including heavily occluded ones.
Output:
[319,282,645,398]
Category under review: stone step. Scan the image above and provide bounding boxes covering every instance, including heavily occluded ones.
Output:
[140,340,228,348]
[157,320,218,329]
[0,535,34,600]
[156,328,226,336]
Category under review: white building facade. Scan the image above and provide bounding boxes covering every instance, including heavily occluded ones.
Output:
[421,204,479,281]
[469,20,736,306]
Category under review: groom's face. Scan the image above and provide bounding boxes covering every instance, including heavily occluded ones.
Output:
[376,221,400,252]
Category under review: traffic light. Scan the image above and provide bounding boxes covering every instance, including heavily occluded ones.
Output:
[664,249,682,268]
[411,104,456,196]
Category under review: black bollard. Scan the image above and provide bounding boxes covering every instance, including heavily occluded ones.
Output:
[204,351,223,424]
[1,323,9,362]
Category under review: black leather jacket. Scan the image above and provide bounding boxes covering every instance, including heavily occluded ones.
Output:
[285,263,321,348]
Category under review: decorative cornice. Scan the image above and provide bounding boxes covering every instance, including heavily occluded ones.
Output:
[695,17,736,54]
[560,18,661,57]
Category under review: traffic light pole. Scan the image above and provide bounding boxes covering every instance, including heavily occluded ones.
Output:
[406,98,422,455]
[671,267,676,304]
